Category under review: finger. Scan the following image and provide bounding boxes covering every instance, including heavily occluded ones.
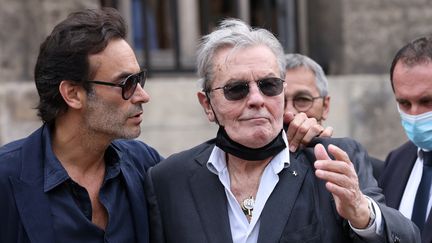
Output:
[314,159,351,175]
[324,181,350,200]
[283,111,295,125]
[286,112,306,140]
[290,117,317,146]
[315,168,349,185]
[327,144,352,165]
[314,143,331,160]
[319,126,333,137]
[301,124,325,144]
[286,113,308,152]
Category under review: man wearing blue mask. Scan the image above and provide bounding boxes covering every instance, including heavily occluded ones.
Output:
[379,36,432,243]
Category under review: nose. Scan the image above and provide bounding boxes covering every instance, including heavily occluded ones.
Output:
[131,84,150,104]
[246,82,265,107]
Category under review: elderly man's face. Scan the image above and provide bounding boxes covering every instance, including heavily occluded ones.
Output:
[83,38,150,140]
[199,45,285,148]
[393,61,432,115]
[284,66,329,124]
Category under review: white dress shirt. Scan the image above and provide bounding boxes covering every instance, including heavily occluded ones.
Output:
[206,133,382,243]
[399,149,432,221]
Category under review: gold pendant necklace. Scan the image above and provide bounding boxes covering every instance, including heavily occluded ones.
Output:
[241,196,255,218]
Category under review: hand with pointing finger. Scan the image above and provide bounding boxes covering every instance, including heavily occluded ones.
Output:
[313,143,371,229]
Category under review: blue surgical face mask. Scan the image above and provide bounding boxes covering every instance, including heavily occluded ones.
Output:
[398,106,432,150]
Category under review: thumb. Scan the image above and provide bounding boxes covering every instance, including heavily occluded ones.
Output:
[314,144,331,160]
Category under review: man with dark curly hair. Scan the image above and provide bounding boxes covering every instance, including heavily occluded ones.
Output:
[0,8,163,242]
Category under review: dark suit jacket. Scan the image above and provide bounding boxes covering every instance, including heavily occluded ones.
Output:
[146,137,420,243]
[371,156,384,180]
[0,125,162,243]
[379,141,432,243]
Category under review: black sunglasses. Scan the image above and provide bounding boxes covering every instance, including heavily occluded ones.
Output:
[207,77,284,101]
[86,70,147,100]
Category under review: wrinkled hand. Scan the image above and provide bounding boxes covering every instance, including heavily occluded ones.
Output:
[314,144,370,229]
[284,112,333,152]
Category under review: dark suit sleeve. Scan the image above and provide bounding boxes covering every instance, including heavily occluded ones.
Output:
[379,204,421,243]
[144,166,166,243]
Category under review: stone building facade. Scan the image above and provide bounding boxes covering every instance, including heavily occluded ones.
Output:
[308,0,432,74]
[1,0,431,159]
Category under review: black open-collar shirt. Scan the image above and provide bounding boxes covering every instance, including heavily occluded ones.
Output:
[42,128,135,242]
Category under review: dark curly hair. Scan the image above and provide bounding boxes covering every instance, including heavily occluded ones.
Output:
[34,7,127,124]
[390,36,432,91]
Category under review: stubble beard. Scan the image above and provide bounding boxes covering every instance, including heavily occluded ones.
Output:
[85,95,142,140]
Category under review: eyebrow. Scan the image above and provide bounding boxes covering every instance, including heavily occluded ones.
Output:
[111,71,136,83]
[395,98,409,103]
[292,90,313,96]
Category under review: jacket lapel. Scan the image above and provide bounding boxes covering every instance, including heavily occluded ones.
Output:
[385,146,417,209]
[10,178,55,243]
[10,126,55,243]
[189,147,233,243]
[257,152,309,243]
[120,157,149,243]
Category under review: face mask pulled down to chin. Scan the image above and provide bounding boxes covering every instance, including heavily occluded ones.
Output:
[398,106,432,151]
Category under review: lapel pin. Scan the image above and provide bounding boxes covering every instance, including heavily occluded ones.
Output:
[292,170,298,176]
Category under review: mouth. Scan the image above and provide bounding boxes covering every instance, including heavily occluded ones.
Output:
[128,111,143,124]
[131,111,143,118]
[240,116,268,122]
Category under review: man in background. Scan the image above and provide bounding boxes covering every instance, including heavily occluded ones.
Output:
[284,53,330,124]
[379,36,432,243]
[284,53,383,179]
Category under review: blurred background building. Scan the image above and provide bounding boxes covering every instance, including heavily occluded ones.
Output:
[1,0,432,158]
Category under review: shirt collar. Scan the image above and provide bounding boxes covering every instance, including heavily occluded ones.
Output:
[417,148,431,162]
[43,127,122,192]
[206,131,291,175]
[43,126,69,192]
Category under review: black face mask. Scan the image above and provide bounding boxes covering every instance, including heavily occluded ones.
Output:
[215,126,286,161]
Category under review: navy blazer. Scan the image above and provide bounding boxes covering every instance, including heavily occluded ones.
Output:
[379,141,432,243]
[0,125,162,243]
[146,137,420,243]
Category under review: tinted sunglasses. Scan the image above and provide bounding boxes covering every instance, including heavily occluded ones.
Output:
[86,70,147,100]
[207,77,284,101]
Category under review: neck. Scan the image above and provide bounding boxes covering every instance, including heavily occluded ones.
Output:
[51,115,110,177]
[226,154,272,174]
[227,154,269,220]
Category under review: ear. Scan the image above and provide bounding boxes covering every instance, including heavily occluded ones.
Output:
[58,80,85,110]
[197,91,215,122]
[321,96,331,121]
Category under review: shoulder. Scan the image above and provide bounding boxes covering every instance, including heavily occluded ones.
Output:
[149,139,215,176]
[386,141,416,161]
[306,137,365,154]
[381,140,417,174]
[0,125,47,173]
[112,139,164,171]
[0,138,27,176]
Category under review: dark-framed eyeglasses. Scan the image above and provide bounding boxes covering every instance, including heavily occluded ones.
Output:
[86,70,147,100]
[287,94,323,112]
[206,77,285,101]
